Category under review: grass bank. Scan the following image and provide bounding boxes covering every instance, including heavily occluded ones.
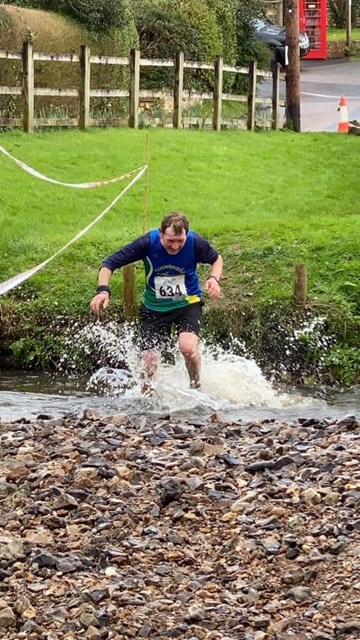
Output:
[328,27,360,42]
[0,128,359,384]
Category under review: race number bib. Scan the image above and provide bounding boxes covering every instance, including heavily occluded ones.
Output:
[154,274,187,299]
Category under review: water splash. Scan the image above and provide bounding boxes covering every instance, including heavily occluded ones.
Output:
[64,322,320,415]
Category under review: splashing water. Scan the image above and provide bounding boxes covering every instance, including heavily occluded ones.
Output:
[3,319,349,422]
[71,321,322,417]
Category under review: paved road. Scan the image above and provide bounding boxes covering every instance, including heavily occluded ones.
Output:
[300,58,360,131]
[258,58,360,132]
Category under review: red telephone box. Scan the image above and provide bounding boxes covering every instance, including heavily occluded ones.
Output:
[299,0,327,59]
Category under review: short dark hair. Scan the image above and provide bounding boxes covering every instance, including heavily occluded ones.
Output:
[160,212,189,235]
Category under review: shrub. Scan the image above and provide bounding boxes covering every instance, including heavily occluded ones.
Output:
[235,0,265,65]
[328,0,360,28]
[132,0,223,91]
[5,0,131,33]
[203,0,237,63]
[0,5,138,120]
[232,0,272,93]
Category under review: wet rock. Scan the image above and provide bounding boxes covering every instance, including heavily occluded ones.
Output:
[184,476,203,491]
[222,453,241,466]
[20,620,43,633]
[336,620,360,635]
[185,604,205,622]
[188,440,204,456]
[244,460,275,473]
[138,621,153,637]
[0,607,16,628]
[273,455,297,470]
[31,550,58,568]
[282,569,305,585]
[79,611,100,628]
[284,586,312,603]
[0,481,17,497]
[85,626,102,639]
[160,478,184,506]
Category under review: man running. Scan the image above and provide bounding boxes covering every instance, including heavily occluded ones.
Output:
[90,212,223,391]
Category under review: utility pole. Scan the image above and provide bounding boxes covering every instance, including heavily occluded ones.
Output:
[285,0,301,131]
[346,0,352,49]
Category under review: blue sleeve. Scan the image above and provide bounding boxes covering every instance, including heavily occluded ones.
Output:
[102,233,151,271]
[193,232,219,265]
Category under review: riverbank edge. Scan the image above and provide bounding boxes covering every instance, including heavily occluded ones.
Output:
[0,295,359,386]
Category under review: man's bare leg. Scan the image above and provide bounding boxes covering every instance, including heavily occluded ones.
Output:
[140,350,160,395]
[178,332,201,389]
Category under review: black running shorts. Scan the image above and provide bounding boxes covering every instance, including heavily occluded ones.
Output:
[139,302,203,351]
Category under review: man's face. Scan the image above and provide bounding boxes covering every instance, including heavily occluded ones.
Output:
[160,226,187,254]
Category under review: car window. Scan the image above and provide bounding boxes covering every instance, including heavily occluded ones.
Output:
[253,18,267,30]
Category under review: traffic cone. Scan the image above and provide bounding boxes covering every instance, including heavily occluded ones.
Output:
[337,96,349,133]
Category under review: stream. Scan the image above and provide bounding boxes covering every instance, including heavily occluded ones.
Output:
[1,353,359,423]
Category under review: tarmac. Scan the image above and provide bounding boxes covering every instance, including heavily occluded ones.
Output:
[257,57,360,132]
[300,58,360,131]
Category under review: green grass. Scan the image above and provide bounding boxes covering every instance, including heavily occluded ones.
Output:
[327,27,360,42]
[0,127,359,314]
[183,99,247,119]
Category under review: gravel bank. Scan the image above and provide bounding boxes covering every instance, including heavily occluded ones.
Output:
[0,410,359,640]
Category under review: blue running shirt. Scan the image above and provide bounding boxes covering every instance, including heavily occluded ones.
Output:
[102,229,218,312]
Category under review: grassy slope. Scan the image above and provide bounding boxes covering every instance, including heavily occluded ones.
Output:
[1,128,359,305]
[0,128,359,379]
[327,27,360,42]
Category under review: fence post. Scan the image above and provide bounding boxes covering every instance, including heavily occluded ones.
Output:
[247,60,257,131]
[123,265,136,318]
[129,48,140,129]
[79,45,90,130]
[173,51,184,129]
[294,264,308,306]
[22,41,34,133]
[272,60,280,131]
[213,55,223,132]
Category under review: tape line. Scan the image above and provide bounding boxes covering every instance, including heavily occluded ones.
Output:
[0,144,143,188]
[0,145,147,295]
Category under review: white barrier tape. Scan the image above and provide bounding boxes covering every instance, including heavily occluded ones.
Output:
[301,92,360,100]
[0,144,143,188]
[0,165,147,296]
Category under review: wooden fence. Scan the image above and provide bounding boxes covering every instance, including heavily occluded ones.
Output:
[0,42,283,133]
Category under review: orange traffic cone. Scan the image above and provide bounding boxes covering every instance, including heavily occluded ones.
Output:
[337,96,349,133]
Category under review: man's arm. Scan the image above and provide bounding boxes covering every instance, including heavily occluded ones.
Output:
[205,254,223,299]
[194,233,223,300]
[90,233,151,315]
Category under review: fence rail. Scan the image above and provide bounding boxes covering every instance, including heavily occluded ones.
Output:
[0,42,283,133]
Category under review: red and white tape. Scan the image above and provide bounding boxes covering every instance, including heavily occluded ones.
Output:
[0,145,147,295]
[0,144,143,188]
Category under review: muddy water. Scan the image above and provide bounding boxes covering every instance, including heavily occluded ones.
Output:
[1,349,359,422]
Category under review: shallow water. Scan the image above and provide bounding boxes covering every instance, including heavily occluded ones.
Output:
[1,350,359,422]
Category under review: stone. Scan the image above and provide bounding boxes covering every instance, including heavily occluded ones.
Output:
[0,607,16,628]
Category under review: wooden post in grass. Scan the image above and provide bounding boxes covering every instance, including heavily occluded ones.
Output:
[272,61,280,130]
[213,55,223,131]
[22,41,34,133]
[247,60,257,131]
[294,264,308,306]
[129,48,140,129]
[173,51,184,129]
[79,45,90,130]
[123,265,136,318]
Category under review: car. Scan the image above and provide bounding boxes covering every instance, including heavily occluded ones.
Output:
[253,17,310,67]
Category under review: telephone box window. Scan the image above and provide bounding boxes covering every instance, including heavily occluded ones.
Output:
[299,0,327,59]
